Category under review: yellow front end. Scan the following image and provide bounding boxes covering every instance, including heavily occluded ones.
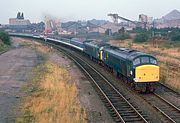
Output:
[134,65,160,82]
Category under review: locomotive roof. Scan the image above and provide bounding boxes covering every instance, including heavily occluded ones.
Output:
[103,46,154,60]
[84,41,109,48]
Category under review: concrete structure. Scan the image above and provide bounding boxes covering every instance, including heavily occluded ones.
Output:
[44,16,62,34]
[9,18,30,26]
[89,22,120,33]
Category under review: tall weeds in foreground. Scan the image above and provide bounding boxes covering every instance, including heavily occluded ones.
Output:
[16,62,86,123]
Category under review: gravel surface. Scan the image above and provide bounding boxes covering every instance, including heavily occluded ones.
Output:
[0,38,38,122]
[155,84,180,108]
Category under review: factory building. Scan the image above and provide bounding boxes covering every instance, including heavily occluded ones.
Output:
[9,12,31,26]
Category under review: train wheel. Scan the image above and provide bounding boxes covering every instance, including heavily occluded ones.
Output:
[131,83,135,88]
[141,86,147,93]
[149,84,155,93]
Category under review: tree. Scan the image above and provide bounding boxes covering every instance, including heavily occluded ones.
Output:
[118,27,125,34]
[134,33,149,43]
[169,31,180,41]
[105,29,112,36]
[0,32,11,45]
[113,32,130,40]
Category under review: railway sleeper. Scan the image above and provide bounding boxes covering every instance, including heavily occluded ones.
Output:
[112,101,128,104]
[114,105,131,109]
[109,97,122,100]
[122,117,142,122]
[169,114,180,117]
[117,108,134,111]
[106,93,119,96]
[114,118,121,123]
[105,102,112,106]
[123,115,139,118]
[118,110,135,113]
[119,105,131,108]
[109,108,115,112]
[110,112,119,118]
[109,100,122,103]
[120,113,138,116]
[169,116,180,120]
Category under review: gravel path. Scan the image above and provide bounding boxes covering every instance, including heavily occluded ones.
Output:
[0,38,38,123]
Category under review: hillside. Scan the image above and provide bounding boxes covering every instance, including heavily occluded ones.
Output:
[163,9,180,20]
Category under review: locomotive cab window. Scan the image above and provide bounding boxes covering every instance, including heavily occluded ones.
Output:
[141,57,149,64]
[150,58,157,64]
[133,58,140,66]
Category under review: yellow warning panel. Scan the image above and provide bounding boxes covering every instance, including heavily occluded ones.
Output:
[135,65,159,82]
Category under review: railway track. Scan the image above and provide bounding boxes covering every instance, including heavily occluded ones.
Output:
[45,42,148,123]
[156,82,180,95]
[142,93,180,123]
[33,38,180,123]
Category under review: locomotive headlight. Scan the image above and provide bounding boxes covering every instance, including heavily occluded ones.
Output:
[134,78,139,82]
[130,71,133,75]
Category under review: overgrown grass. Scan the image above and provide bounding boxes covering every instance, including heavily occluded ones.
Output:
[16,41,87,123]
[18,42,32,47]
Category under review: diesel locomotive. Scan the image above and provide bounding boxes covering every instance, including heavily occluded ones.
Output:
[84,41,159,92]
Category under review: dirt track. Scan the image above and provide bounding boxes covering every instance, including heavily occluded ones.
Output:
[0,38,38,122]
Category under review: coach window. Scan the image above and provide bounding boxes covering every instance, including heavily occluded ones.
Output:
[133,58,140,66]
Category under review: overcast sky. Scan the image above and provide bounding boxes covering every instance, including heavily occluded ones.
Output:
[0,0,180,24]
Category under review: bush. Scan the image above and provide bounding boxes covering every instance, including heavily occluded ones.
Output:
[113,32,130,40]
[0,42,8,52]
[0,32,11,45]
[134,33,149,43]
[169,31,180,41]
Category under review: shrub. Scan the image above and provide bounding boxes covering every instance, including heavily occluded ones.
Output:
[134,33,149,43]
[113,32,130,40]
[0,31,11,45]
[169,31,180,41]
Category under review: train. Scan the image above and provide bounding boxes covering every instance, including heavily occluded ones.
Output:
[9,33,160,92]
[84,41,159,92]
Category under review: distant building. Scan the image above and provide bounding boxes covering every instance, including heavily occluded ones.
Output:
[9,12,31,26]
[89,22,120,33]
[7,12,31,32]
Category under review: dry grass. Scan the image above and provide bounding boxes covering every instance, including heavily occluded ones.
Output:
[109,40,180,92]
[18,39,51,54]
[16,40,87,123]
